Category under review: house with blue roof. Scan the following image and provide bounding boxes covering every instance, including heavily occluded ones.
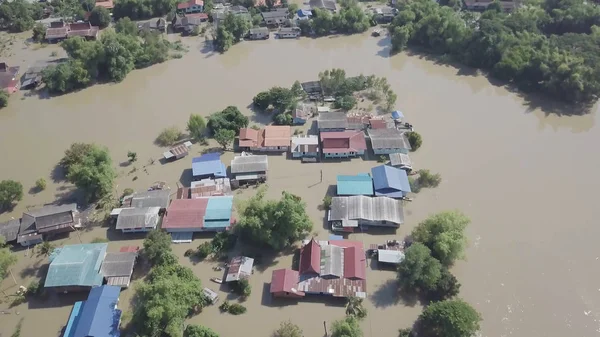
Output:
[192,153,227,181]
[371,165,411,198]
[337,174,374,196]
[63,285,122,337]
[45,243,107,292]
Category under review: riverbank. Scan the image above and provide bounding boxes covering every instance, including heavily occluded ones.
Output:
[1,32,599,337]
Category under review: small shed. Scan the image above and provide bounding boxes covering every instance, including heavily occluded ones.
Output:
[101,251,138,288]
[389,153,412,171]
[377,249,405,265]
[115,207,161,233]
[0,219,21,243]
[203,287,219,304]
[163,141,192,161]
[226,256,254,282]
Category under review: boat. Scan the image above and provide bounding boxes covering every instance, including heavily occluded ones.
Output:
[210,277,223,284]
[372,29,381,37]
[213,266,223,271]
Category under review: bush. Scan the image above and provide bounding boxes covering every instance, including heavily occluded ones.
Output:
[91,237,108,243]
[0,90,9,108]
[89,7,111,28]
[273,113,292,125]
[233,278,251,297]
[0,180,23,210]
[156,126,183,146]
[418,299,481,337]
[377,155,387,163]
[406,131,422,151]
[35,178,47,191]
[334,95,357,110]
[227,303,247,315]
[219,300,230,312]
[121,188,134,198]
[196,242,212,259]
[127,151,138,162]
[32,23,46,42]
[408,177,421,193]
[274,320,303,337]
[417,170,441,188]
[184,249,195,257]
[322,195,332,210]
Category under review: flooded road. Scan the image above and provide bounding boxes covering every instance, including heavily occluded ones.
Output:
[1,32,600,337]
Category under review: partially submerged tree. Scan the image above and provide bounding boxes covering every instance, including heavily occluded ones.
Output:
[411,211,470,266]
[143,230,177,266]
[187,114,207,142]
[331,316,363,337]
[214,129,236,150]
[345,296,367,319]
[89,6,111,28]
[115,17,138,35]
[236,187,312,250]
[0,180,23,210]
[397,242,442,292]
[406,132,422,151]
[207,106,248,135]
[274,320,303,337]
[65,144,115,201]
[184,325,219,337]
[0,89,8,108]
[418,299,481,337]
[37,241,55,257]
[233,277,252,297]
[0,237,17,279]
[156,126,183,146]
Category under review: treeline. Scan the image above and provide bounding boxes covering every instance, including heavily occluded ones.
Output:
[0,0,46,32]
[389,0,600,104]
[213,13,252,52]
[113,0,177,20]
[42,24,173,94]
[306,0,374,36]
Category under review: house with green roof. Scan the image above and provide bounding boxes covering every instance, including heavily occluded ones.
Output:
[44,243,108,293]
[336,174,374,196]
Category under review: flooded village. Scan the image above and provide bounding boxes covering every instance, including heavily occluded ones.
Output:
[1,0,600,337]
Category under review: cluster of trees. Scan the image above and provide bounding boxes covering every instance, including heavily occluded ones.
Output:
[389,0,600,104]
[0,90,8,108]
[59,143,116,202]
[252,81,305,125]
[213,13,252,53]
[236,186,312,250]
[184,325,220,337]
[189,231,237,259]
[207,106,249,148]
[0,180,23,210]
[0,237,17,281]
[133,230,211,337]
[309,0,374,36]
[273,320,303,337]
[409,169,441,193]
[113,0,176,20]
[43,26,172,94]
[319,69,397,111]
[0,0,46,33]
[219,300,247,315]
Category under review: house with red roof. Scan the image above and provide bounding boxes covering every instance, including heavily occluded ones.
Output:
[95,0,114,10]
[177,0,204,14]
[0,63,19,94]
[320,130,367,159]
[269,238,367,299]
[238,126,291,152]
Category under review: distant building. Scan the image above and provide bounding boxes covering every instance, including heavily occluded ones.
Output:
[301,81,323,96]
[17,203,81,247]
[45,21,99,43]
[291,135,319,158]
[292,104,313,125]
[225,256,254,282]
[177,0,204,14]
[261,9,289,26]
[163,141,192,161]
[371,165,411,198]
[328,195,404,232]
[95,0,114,10]
[0,62,19,94]
[177,178,232,199]
[115,207,161,233]
[337,174,374,196]
[173,13,209,33]
[248,27,270,40]
[230,155,268,183]
[317,111,368,132]
[367,128,411,155]
[373,7,396,23]
[192,152,227,180]
[309,0,337,12]
[121,189,171,210]
[0,219,20,244]
[238,126,291,152]
[138,18,167,33]
[100,250,138,288]
[277,26,301,38]
[44,243,108,292]
[63,285,122,337]
[464,0,519,11]
[162,197,234,242]
[270,238,367,299]
[320,131,367,158]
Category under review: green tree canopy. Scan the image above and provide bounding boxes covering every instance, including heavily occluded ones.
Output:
[412,210,469,266]
[406,131,422,151]
[32,22,46,42]
[207,106,249,134]
[89,6,111,28]
[214,13,251,52]
[0,237,17,279]
[113,0,176,20]
[184,325,219,337]
[214,129,236,149]
[330,316,363,337]
[427,268,461,302]
[64,144,115,201]
[0,0,44,32]
[418,299,481,337]
[143,230,177,266]
[236,187,312,250]
[42,60,91,94]
[398,242,442,291]
[213,25,234,53]
[252,91,271,110]
[0,180,23,210]
[345,296,367,319]
[274,320,303,337]
[187,114,207,142]
[115,17,139,35]
[0,90,8,108]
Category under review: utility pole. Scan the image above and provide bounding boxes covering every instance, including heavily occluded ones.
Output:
[323,321,328,336]
[9,269,17,285]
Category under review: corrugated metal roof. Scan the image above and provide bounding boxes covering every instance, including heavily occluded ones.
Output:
[367,128,411,150]
[299,239,320,274]
[124,189,171,209]
[226,256,254,282]
[163,199,208,229]
[317,111,347,130]
[320,244,343,278]
[115,207,160,230]
[205,196,233,220]
[45,243,107,288]
[72,285,122,337]
[192,153,227,178]
[231,155,268,174]
[0,219,20,242]
[270,269,302,294]
[389,153,412,167]
[377,250,405,264]
[100,252,137,277]
[371,165,411,197]
[329,196,404,226]
[336,174,374,196]
[344,246,366,279]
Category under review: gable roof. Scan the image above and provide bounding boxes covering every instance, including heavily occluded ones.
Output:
[115,207,160,230]
[0,219,20,242]
[226,256,254,282]
[371,165,411,197]
[270,269,302,294]
[343,246,366,280]
[100,252,137,277]
[263,125,291,147]
[261,9,288,19]
[291,135,319,153]
[178,0,203,9]
[72,285,122,337]
[367,128,411,150]
[45,243,107,288]
[318,111,348,130]
[163,198,208,229]
[329,196,404,226]
[123,189,171,208]
[23,203,78,232]
[239,128,260,148]
[320,131,367,153]
[337,174,373,196]
[231,155,268,174]
[299,238,321,274]
[310,0,337,11]
[192,153,227,178]
[389,152,412,167]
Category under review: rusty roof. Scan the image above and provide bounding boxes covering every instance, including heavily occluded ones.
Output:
[270,269,303,294]
[239,128,259,148]
[163,198,208,229]
[263,125,291,147]
[299,238,320,274]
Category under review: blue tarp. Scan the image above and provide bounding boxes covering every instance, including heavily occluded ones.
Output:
[391,110,404,120]
[297,9,312,17]
[337,174,374,196]
[71,285,122,337]
[371,165,411,198]
[192,153,227,178]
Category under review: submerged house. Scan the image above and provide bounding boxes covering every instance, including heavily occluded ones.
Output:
[230,155,268,183]
[0,219,20,244]
[336,174,374,196]
[238,126,291,152]
[63,285,122,337]
[371,165,411,198]
[177,0,204,13]
[270,238,366,299]
[225,256,254,282]
[293,104,313,125]
[138,18,167,33]
[173,13,209,33]
[367,128,411,155]
[261,8,288,26]
[163,141,192,161]
[389,152,412,171]
[44,243,108,293]
[291,135,319,158]
[100,250,138,288]
[320,131,367,158]
[248,27,269,40]
[192,152,227,180]
[178,178,232,199]
[162,196,234,242]
[301,81,322,96]
[45,21,99,43]
[121,189,171,210]
[277,27,301,38]
[0,62,20,94]
[17,203,81,247]
[115,207,161,233]
[328,195,404,232]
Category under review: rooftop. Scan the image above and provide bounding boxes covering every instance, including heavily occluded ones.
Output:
[336,174,374,196]
[371,165,411,197]
[115,207,160,230]
[226,256,254,282]
[0,219,20,242]
[389,152,412,167]
[100,252,137,278]
[309,0,337,11]
[163,198,208,229]
[329,195,404,226]
[122,189,171,209]
[66,285,122,337]
[320,131,367,153]
[45,243,107,288]
[270,269,303,295]
[317,111,347,130]
[377,249,405,264]
[0,63,19,90]
[231,155,268,174]
[261,9,288,19]
[367,128,411,150]
[192,152,227,178]
[291,135,319,153]
[178,0,203,9]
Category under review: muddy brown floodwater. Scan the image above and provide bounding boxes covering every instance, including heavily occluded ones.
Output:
[1,32,599,337]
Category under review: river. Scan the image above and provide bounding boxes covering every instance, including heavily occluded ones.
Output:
[0,32,599,337]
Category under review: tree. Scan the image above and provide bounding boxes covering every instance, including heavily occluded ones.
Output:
[133,264,207,337]
[196,242,212,259]
[287,3,299,18]
[233,277,252,297]
[113,0,176,20]
[274,321,303,337]
[418,299,481,337]
[60,143,95,173]
[416,169,441,188]
[406,131,422,151]
[143,230,177,266]
[115,17,138,35]
[0,237,17,280]
[214,129,235,150]
[334,95,357,110]
[252,91,271,110]
[398,328,413,337]
[345,296,367,319]
[273,113,292,125]
[290,80,305,98]
[322,195,332,209]
[89,6,111,28]
[312,8,334,36]
[187,114,207,142]
[156,126,183,146]
[411,211,469,266]
[427,268,461,302]
[397,243,442,291]
[32,22,46,42]
[0,0,40,32]
[331,316,362,337]
[35,178,47,191]
[100,31,141,82]
[0,90,8,108]
[268,87,295,112]
[127,151,137,162]
[66,144,115,201]
[0,180,23,210]
[37,241,55,257]
[226,302,247,315]
[184,325,219,337]
[42,60,91,94]
[207,106,249,134]
[236,187,312,250]
[213,25,234,53]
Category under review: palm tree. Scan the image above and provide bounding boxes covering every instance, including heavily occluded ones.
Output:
[37,241,55,257]
[345,296,367,319]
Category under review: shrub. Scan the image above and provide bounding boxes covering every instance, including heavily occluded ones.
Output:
[219,300,230,312]
[0,90,8,108]
[334,95,357,110]
[406,131,422,151]
[227,303,247,315]
[91,237,108,243]
[184,249,195,257]
[417,170,441,188]
[0,180,23,210]
[26,281,43,297]
[322,195,332,210]
[156,127,183,146]
[196,242,212,259]
[377,155,387,163]
[35,178,47,191]
[121,188,134,198]
[233,278,251,297]
[127,151,138,162]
